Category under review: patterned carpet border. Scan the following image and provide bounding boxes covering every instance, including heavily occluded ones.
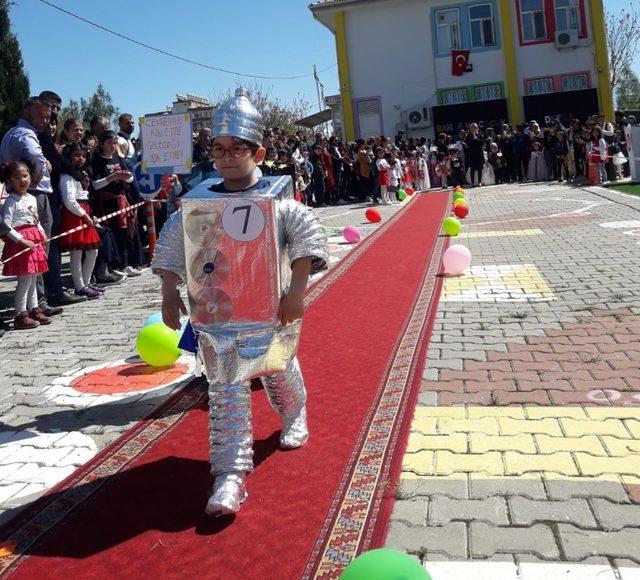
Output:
[305,194,450,579]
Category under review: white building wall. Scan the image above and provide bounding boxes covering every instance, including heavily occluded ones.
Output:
[345,0,436,137]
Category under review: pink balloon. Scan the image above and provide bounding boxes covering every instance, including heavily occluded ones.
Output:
[342,225,361,244]
[442,244,471,275]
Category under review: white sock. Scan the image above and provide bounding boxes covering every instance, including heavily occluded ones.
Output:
[82,249,98,287]
[70,250,84,291]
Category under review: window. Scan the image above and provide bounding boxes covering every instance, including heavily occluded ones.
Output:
[554,0,579,32]
[356,98,381,139]
[525,77,554,95]
[561,73,588,91]
[469,4,496,48]
[520,0,547,42]
[475,83,502,101]
[441,88,468,105]
[435,9,461,54]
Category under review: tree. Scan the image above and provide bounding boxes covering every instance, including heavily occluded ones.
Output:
[213,81,311,135]
[60,83,120,128]
[0,0,30,138]
[617,67,640,111]
[606,7,640,93]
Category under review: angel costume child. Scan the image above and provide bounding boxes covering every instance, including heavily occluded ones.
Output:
[151,88,328,517]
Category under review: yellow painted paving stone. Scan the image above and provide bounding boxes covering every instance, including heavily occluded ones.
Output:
[470,433,536,453]
[504,451,578,476]
[402,450,435,475]
[625,419,640,438]
[600,436,640,457]
[406,433,467,453]
[525,406,588,419]
[413,407,466,418]
[575,453,640,477]
[435,450,504,475]
[499,417,563,436]
[585,408,640,420]
[499,265,554,298]
[408,412,438,435]
[438,417,500,435]
[534,434,607,455]
[621,474,640,490]
[561,418,629,438]
[458,228,544,239]
[468,406,526,419]
[441,275,491,298]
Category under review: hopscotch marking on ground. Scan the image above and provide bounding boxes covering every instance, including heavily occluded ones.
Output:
[442,264,554,302]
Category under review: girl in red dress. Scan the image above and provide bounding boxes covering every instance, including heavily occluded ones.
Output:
[0,161,50,330]
[58,144,103,299]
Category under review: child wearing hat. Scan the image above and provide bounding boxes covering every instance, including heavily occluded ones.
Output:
[151,88,328,516]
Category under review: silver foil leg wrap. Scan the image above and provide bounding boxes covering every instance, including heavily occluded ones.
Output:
[261,357,308,449]
[206,471,248,516]
[208,380,254,475]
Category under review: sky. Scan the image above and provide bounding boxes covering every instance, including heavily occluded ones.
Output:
[9,0,340,132]
[8,0,640,134]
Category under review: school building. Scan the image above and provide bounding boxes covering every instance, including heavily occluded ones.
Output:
[309,0,613,140]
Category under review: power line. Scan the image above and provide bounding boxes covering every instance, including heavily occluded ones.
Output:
[39,0,337,81]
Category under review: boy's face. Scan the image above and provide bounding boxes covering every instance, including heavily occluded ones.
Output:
[212,136,265,181]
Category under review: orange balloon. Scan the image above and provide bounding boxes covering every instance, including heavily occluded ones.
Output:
[455,187,466,195]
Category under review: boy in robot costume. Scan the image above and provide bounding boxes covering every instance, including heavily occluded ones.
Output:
[151,88,328,516]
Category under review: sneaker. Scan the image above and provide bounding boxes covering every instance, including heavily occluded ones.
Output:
[48,289,87,306]
[14,311,39,330]
[75,286,101,300]
[41,304,63,317]
[111,268,127,277]
[88,284,106,294]
[28,307,51,325]
[95,272,124,285]
[123,266,141,277]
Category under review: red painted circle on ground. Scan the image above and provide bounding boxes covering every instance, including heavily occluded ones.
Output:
[70,362,190,394]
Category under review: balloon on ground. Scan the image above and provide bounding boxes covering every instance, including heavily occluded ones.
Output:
[136,322,181,367]
[442,216,462,236]
[339,548,431,580]
[405,186,414,195]
[398,189,407,201]
[442,244,472,275]
[365,208,382,223]
[453,198,467,207]
[342,225,361,244]
[454,204,469,218]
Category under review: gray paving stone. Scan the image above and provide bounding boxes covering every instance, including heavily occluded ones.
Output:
[545,477,631,503]
[385,521,467,557]
[399,476,469,499]
[558,524,640,561]
[469,476,547,500]
[590,498,640,531]
[391,499,428,526]
[509,497,597,527]
[470,522,559,559]
[429,496,509,525]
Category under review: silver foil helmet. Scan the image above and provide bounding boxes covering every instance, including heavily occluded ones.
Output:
[212,87,264,147]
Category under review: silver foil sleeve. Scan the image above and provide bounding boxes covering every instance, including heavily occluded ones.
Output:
[281,200,329,275]
[150,209,186,281]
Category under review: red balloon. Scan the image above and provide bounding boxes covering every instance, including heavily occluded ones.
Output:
[454,204,469,218]
[365,208,382,223]
[405,187,414,196]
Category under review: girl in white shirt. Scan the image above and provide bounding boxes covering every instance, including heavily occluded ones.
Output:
[375,148,392,205]
[0,161,50,329]
[59,144,103,299]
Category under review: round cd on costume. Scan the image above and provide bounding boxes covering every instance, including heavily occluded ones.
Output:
[189,249,230,287]
[191,288,233,323]
[184,207,223,244]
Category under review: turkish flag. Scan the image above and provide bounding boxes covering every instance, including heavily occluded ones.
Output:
[451,49,470,76]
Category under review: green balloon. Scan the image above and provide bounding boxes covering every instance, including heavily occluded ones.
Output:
[443,216,462,236]
[398,189,407,201]
[452,192,465,202]
[340,549,431,580]
[136,322,181,367]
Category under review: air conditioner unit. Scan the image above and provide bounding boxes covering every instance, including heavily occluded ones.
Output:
[403,105,432,129]
[555,30,578,48]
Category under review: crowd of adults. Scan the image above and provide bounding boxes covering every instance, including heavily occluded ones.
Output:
[0,89,635,335]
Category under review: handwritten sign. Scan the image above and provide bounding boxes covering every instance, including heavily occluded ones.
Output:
[139,113,193,175]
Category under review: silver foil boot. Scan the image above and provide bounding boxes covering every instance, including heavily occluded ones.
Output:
[280,406,309,449]
[205,471,248,516]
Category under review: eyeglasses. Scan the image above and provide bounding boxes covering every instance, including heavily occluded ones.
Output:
[210,144,256,159]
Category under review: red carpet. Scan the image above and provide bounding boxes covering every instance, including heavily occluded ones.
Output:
[0,192,449,580]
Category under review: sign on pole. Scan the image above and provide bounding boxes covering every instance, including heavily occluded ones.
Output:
[139,113,193,175]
